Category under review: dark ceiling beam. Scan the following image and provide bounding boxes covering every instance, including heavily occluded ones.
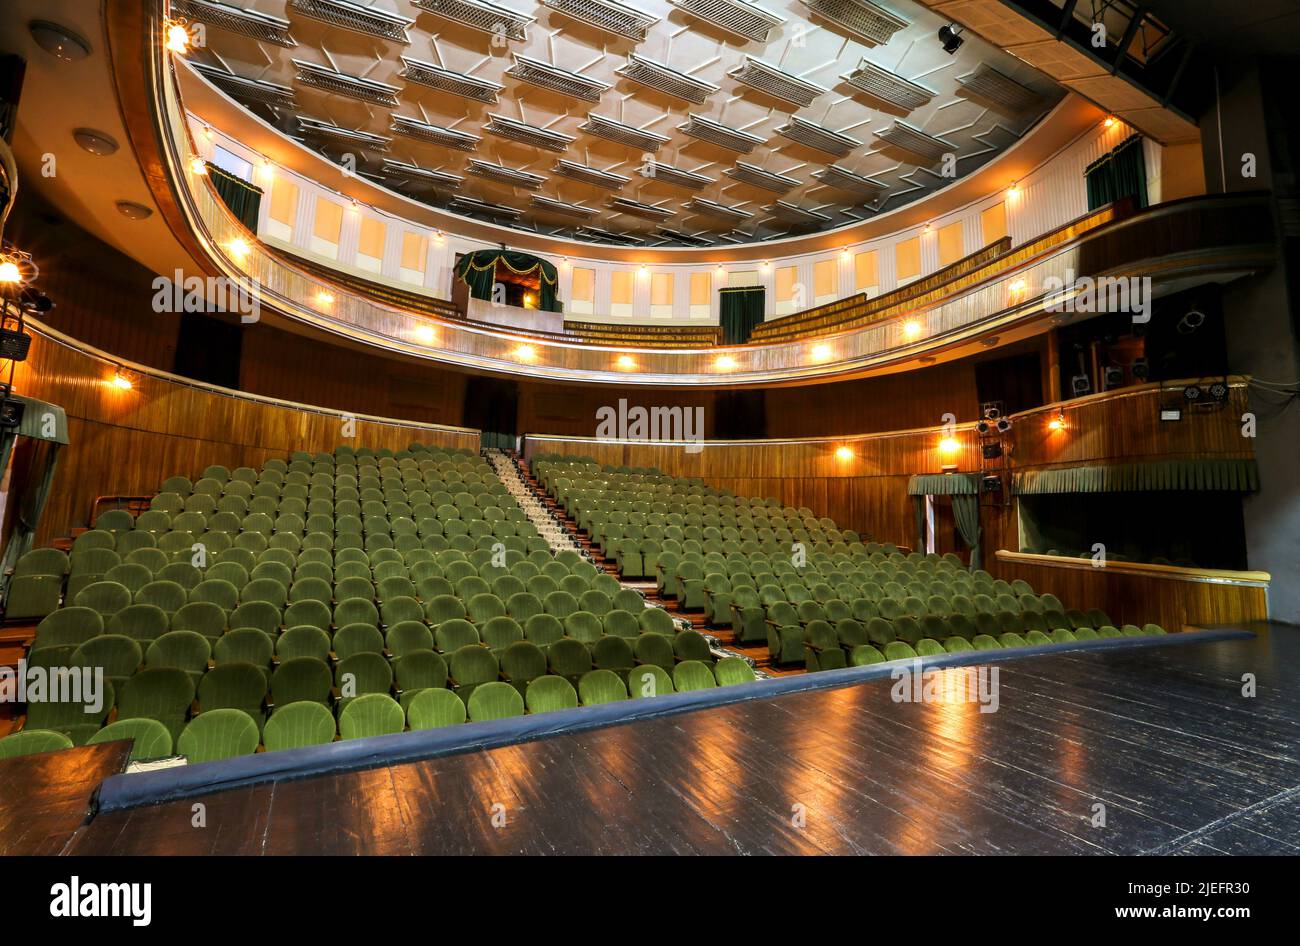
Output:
[1111,5,1147,74]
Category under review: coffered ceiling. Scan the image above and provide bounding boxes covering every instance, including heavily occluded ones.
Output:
[175,0,1064,246]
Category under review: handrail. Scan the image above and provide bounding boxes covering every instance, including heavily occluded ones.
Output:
[995,550,1271,587]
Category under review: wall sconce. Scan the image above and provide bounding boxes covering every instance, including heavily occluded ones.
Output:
[1103,116,1117,129]
[1007,182,1020,198]
[715,355,737,370]
[111,371,134,391]
[414,325,437,345]
[616,355,636,370]
[189,156,207,175]
[903,319,923,339]
[1048,409,1067,431]
[315,291,335,306]
[165,20,191,54]
[938,436,960,455]
[227,238,250,259]
[835,446,853,461]
[811,344,832,362]
[515,344,537,362]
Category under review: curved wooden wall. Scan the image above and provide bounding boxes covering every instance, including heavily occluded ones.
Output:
[11,322,479,545]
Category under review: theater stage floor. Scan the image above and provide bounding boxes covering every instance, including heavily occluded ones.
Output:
[19,624,1300,856]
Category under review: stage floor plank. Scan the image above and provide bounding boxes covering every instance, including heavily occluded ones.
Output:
[66,625,1300,856]
[0,741,132,856]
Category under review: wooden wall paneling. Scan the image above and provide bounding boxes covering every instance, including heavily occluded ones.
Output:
[10,324,479,544]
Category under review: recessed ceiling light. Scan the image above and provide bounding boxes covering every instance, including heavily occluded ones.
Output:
[73,128,119,156]
[29,21,91,61]
[115,201,153,220]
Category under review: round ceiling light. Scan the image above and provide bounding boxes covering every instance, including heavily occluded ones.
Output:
[73,128,119,156]
[29,21,91,61]
[115,201,153,220]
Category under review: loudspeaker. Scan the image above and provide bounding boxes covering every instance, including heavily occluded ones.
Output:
[981,442,1002,460]
[0,395,24,429]
[1071,373,1092,396]
[1104,365,1124,389]
[982,474,1002,493]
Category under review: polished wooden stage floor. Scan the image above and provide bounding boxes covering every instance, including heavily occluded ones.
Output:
[8,624,1297,856]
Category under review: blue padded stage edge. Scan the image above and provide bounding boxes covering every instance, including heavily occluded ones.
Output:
[94,628,1253,813]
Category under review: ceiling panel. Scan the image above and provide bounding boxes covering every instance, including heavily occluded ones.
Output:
[181,0,1064,245]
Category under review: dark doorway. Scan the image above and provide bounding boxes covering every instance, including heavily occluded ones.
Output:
[462,375,519,441]
[174,313,242,389]
[714,390,766,439]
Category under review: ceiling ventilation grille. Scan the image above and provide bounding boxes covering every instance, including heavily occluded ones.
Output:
[530,196,599,218]
[576,226,643,245]
[729,58,826,107]
[506,55,611,103]
[800,0,908,45]
[380,159,463,188]
[874,121,955,161]
[552,160,630,190]
[398,58,501,103]
[580,115,670,152]
[608,197,675,219]
[540,0,659,40]
[775,116,861,157]
[724,162,800,193]
[654,228,710,245]
[449,196,522,219]
[287,0,413,42]
[410,0,534,41]
[191,62,297,108]
[616,55,718,105]
[643,164,714,190]
[483,114,575,152]
[467,160,548,189]
[297,117,392,150]
[957,64,1043,112]
[813,164,888,194]
[842,60,935,111]
[684,198,754,221]
[293,60,400,106]
[667,0,784,42]
[678,114,764,153]
[767,200,833,224]
[171,0,296,47]
[390,115,481,151]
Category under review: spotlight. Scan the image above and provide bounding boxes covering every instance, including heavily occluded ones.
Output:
[29,21,91,61]
[1103,365,1124,389]
[1207,381,1228,401]
[165,20,192,54]
[115,201,153,220]
[995,417,1012,434]
[0,326,31,361]
[73,128,119,156]
[938,23,964,54]
[1131,358,1149,382]
[835,446,853,461]
[0,395,26,429]
[1183,384,1202,402]
[981,442,1002,460]
[982,474,1002,494]
[981,404,1001,420]
[0,259,22,284]
[1071,374,1092,396]
[976,420,991,435]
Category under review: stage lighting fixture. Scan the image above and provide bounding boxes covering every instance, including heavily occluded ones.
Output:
[981,403,1001,420]
[0,395,25,430]
[976,420,990,435]
[1208,381,1229,401]
[1104,366,1124,389]
[995,418,1012,434]
[1183,384,1202,402]
[0,328,32,361]
[1071,374,1092,396]
[938,24,964,54]
[1132,358,1149,381]
[981,442,1002,460]
[982,475,1002,494]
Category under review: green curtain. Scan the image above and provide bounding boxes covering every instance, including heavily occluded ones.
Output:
[951,493,983,570]
[906,473,979,495]
[911,495,926,552]
[719,287,765,345]
[206,162,262,231]
[455,250,561,312]
[1014,459,1259,494]
[1085,135,1147,211]
[0,395,70,580]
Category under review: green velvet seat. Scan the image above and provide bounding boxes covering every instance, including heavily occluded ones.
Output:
[466,681,525,722]
[338,693,405,739]
[672,660,717,692]
[88,717,174,761]
[524,674,579,713]
[0,729,74,759]
[407,687,467,730]
[578,668,628,705]
[177,708,260,763]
